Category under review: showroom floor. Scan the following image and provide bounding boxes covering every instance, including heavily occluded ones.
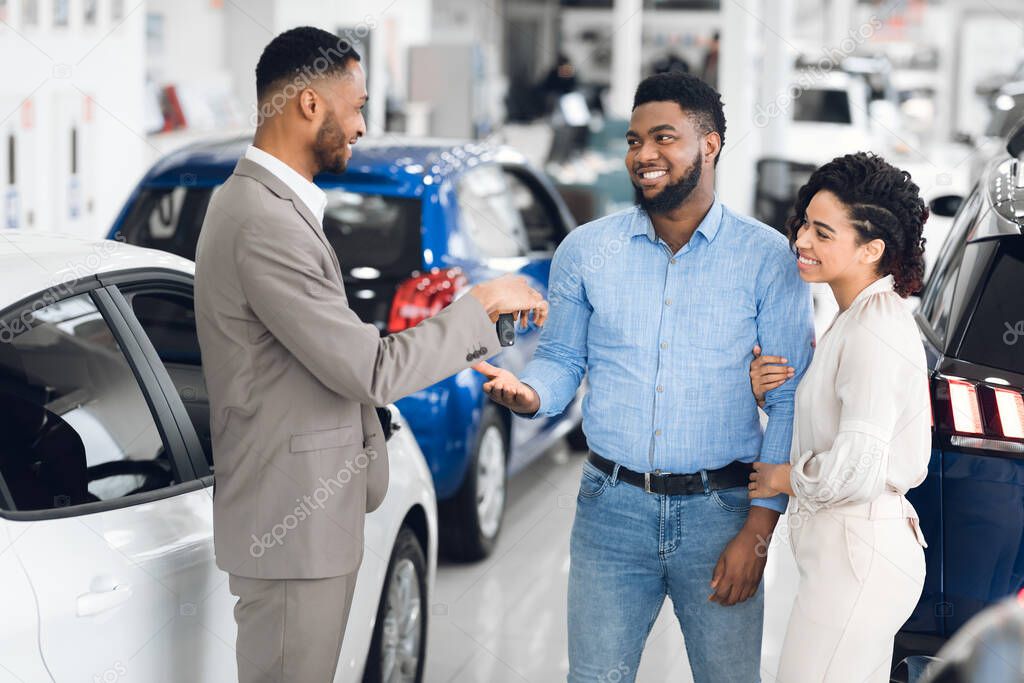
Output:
[424,441,801,683]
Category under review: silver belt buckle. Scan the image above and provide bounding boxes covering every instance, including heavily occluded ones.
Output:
[644,469,662,494]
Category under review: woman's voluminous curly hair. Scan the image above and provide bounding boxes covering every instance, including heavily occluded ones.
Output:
[786,152,928,297]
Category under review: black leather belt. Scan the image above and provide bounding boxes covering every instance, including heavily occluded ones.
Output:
[588,451,753,496]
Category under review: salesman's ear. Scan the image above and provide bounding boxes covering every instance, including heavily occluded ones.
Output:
[298,87,319,121]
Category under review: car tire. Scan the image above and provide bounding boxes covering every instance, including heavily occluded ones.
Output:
[566,423,588,452]
[440,406,508,562]
[363,526,428,683]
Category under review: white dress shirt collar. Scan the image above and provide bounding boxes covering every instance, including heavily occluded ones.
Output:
[850,274,896,308]
[244,145,327,226]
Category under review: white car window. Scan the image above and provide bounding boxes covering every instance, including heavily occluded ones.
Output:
[123,287,213,467]
[0,292,181,511]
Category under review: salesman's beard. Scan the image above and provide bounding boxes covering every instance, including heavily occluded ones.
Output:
[313,108,349,175]
[633,149,703,215]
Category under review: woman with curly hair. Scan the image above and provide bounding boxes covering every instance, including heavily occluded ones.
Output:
[747,152,931,681]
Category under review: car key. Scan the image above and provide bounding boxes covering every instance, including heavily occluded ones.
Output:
[497,313,516,347]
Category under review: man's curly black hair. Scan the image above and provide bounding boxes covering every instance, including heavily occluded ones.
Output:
[256,26,361,102]
[632,72,726,165]
[786,152,928,298]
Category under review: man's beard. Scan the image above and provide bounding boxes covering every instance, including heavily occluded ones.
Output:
[633,149,703,215]
[313,111,348,175]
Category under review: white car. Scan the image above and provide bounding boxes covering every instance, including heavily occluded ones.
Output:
[0,234,436,683]
[787,70,878,166]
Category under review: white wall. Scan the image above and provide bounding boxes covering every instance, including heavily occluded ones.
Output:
[0,0,438,239]
[219,0,433,136]
[717,0,763,216]
[146,0,226,85]
[429,0,505,132]
[0,0,146,238]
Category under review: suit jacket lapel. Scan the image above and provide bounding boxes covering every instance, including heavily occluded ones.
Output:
[233,158,342,277]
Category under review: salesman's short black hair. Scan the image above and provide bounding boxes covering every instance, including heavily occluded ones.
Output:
[255,26,361,102]
[632,72,726,164]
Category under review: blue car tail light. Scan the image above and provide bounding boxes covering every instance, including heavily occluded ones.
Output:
[387,267,468,333]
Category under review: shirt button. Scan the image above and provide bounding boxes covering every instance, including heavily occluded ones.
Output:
[664,298,672,306]
[656,385,664,393]
[670,258,677,265]
[654,429,662,436]
[660,342,668,349]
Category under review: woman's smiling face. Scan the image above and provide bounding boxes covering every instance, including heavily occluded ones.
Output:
[792,190,884,286]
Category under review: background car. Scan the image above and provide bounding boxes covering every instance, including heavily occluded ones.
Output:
[893,121,1024,678]
[911,593,1024,683]
[784,69,879,166]
[107,136,584,562]
[0,234,436,683]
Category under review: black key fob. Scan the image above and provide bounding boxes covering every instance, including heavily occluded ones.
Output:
[497,313,516,347]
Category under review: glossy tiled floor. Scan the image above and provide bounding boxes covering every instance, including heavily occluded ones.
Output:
[424,442,801,683]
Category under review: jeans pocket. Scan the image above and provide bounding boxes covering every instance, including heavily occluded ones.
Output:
[710,485,752,513]
[843,516,876,584]
[578,461,610,499]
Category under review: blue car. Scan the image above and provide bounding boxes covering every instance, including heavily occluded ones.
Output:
[893,122,1024,675]
[108,135,584,561]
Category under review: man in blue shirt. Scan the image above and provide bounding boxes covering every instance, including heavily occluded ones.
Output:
[477,73,813,682]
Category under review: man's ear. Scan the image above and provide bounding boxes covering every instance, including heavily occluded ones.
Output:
[704,131,722,166]
[298,87,318,121]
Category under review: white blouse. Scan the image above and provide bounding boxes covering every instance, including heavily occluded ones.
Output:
[789,275,932,508]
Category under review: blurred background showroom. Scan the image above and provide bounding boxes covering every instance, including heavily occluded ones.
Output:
[1,1,1024,682]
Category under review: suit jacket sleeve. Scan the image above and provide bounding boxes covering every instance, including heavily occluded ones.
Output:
[235,208,501,406]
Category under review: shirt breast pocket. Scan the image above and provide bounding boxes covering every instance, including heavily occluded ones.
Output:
[688,289,752,351]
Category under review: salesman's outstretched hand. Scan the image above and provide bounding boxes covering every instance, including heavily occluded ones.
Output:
[474,361,541,415]
[469,275,549,328]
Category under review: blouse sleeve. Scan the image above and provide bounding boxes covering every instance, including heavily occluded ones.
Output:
[790,306,918,508]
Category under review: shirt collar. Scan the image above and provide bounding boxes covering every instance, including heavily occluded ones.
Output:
[629,196,724,246]
[243,145,328,225]
[851,274,896,307]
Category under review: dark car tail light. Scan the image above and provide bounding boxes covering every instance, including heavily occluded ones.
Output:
[993,388,1024,439]
[387,267,468,334]
[947,378,984,435]
[933,375,1024,453]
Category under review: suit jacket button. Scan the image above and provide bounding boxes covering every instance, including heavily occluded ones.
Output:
[466,354,474,361]
[479,347,488,355]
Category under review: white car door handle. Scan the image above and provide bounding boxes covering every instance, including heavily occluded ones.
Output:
[77,584,133,617]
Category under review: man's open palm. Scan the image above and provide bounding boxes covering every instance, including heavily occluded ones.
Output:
[474,361,541,415]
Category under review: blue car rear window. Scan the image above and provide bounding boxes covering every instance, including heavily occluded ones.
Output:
[118,186,423,279]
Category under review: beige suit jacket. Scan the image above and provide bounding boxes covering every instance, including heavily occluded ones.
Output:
[195,158,500,579]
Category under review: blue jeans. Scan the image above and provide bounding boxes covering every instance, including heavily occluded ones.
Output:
[568,460,763,683]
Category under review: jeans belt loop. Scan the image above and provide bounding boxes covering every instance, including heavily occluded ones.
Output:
[611,463,621,486]
[644,471,651,493]
[699,469,711,496]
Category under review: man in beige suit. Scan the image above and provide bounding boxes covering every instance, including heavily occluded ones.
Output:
[194,27,547,683]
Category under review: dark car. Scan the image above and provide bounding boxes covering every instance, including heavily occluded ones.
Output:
[108,135,584,561]
[894,121,1024,676]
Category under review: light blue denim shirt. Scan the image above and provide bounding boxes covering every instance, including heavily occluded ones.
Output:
[519,199,814,513]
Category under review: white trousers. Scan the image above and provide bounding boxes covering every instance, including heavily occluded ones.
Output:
[776,494,927,683]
